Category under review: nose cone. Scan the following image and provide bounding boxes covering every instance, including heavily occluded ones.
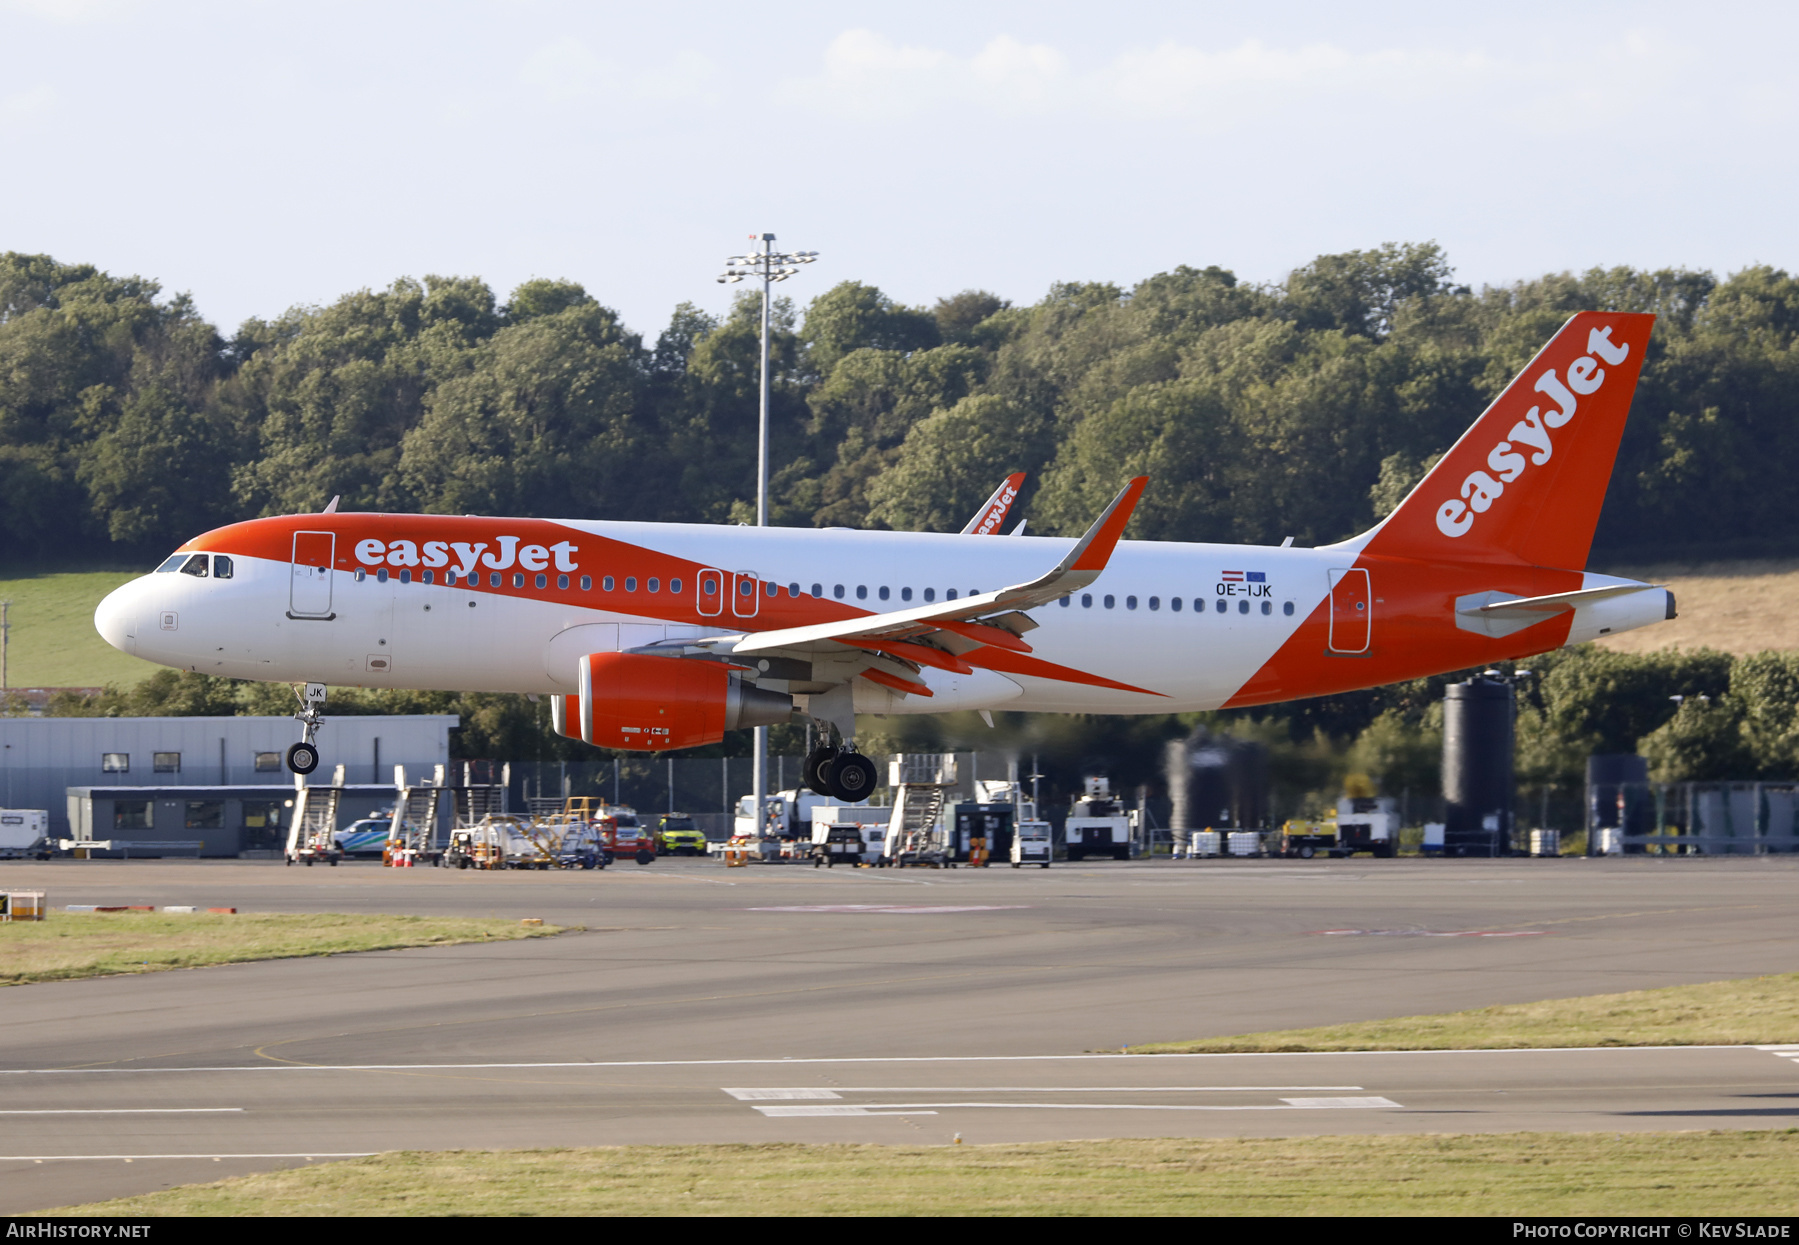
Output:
[95,583,138,656]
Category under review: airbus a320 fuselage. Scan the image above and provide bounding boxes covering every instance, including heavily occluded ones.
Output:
[95,312,1673,796]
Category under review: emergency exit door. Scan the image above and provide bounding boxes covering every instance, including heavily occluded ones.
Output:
[1328,567,1370,653]
[290,531,336,619]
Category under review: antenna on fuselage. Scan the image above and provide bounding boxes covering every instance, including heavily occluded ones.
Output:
[322,495,340,514]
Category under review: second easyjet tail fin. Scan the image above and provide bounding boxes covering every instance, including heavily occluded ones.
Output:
[1358,311,1654,571]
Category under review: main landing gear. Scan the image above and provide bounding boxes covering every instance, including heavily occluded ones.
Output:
[288,682,327,775]
[804,744,877,803]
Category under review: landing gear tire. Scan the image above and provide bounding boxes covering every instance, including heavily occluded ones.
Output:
[828,753,878,803]
[286,742,319,775]
[803,746,837,797]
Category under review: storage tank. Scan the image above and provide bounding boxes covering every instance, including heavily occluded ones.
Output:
[1442,676,1515,856]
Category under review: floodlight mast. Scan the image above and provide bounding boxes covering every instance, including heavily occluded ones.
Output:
[714,233,820,850]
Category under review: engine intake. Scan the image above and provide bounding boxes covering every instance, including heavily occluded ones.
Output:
[571,652,791,751]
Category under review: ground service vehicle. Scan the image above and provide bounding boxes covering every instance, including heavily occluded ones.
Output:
[657,815,708,856]
[0,811,51,861]
[98,315,1674,789]
[1012,819,1051,868]
[811,824,868,867]
[1063,777,1136,861]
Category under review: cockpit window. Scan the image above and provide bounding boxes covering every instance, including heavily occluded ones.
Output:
[178,554,209,578]
[155,555,186,573]
[212,555,233,580]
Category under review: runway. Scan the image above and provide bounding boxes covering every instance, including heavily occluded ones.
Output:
[1,855,1796,1211]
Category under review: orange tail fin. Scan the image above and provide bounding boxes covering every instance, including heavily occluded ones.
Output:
[1363,312,1654,570]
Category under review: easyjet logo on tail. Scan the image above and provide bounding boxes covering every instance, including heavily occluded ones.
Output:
[1435,326,1632,539]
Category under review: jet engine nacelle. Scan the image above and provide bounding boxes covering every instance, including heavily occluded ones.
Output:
[571,652,791,751]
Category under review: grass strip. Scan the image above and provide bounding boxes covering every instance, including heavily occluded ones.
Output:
[0,911,564,985]
[1131,971,1799,1053]
[50,1131,1799,1216]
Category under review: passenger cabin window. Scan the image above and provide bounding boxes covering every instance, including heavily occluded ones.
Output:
[923,588,935,603]
[879,586,890,601]
[833,584,845,599]
[1238,600,1249,615]
[101,753,129,773]
[1261,601,1272,615]
[1149,597,1160,611]
[1104,595,1115,609]
[811,583,823,597]
[558,574,569,590]
[647,578,659,593]
[154,751,180,774]
[1081,594,1092,608]
[1214,599,1226,614]
[626,577,638,592]
[512,573,525,588]
[1170,597,1180,611]
[489,572,501,587]
[377,569,389,583]
[789,582,801,597]
[535,573,547,589]
[856,585,867,600]
[422,570,434,584]
[670,578,683,594]
[399,570,411,585]
[901,587,912,602]
[1283,601,1295,615]
[179,554,208,578]
[1126,596,1138,610]
[212,555,233,579]
[603,576,615,591]
[581,576,592,591]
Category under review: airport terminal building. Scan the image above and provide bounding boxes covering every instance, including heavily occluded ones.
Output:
[0,716,458,846]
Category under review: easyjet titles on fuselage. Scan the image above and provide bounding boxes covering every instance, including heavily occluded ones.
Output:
[353,535,582,576]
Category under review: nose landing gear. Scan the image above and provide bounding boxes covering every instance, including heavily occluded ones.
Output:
[288,682,327,775]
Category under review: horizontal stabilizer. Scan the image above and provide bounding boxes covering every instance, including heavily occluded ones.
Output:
[1455,582,1664,639]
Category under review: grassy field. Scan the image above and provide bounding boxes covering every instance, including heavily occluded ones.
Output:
[50,1131,1799,1216]
[1130,971,1799,1053]
[0,567,146,689]
[0,910,564,985]
[1592,557,1799,656]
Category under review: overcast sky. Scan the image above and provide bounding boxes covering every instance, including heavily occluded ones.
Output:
[2,0,1792,339]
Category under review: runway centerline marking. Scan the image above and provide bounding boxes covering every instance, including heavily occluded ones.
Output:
[724,1086,1367,1097]
[745,905,1030,914]
[0,1109,243,1116]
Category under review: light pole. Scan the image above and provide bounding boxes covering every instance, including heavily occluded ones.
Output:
[718,234,819,850]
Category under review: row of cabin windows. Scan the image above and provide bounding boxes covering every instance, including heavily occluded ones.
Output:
[1059,595,1296,616]
[334,568,1296,616]
[101,752,285,775]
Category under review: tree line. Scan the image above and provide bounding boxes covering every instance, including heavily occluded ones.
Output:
[4,243,1797,563]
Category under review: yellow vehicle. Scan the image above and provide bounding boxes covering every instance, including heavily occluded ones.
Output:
[657,815,708,857]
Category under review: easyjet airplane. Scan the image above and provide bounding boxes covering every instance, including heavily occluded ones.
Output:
[94,312,1673,802]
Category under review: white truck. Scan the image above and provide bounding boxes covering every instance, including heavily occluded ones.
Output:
[1062,778,1138,862]
[0,810,51,860]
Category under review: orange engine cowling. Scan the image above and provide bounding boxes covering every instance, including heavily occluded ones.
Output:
[575,652,791,751]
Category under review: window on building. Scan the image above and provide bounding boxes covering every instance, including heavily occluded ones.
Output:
[101,753,129,773]
[254,752,281,773]
[114,800,150,830]
[154,752,181,774]
[186,801,223,830]
[241,801,284,851]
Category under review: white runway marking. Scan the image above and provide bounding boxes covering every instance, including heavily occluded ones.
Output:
[746,905,1030,914]
[750,1098,1402,1115]
[0,1045,1761,1075]
[727,1086,1366,1095]
[0,1109,243,1116]
[752,1106,938,1117]
[0,1153,376,1162]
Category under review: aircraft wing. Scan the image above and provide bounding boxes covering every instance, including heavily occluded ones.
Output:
[959,472,1026,535]
[720,477,1147,659]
